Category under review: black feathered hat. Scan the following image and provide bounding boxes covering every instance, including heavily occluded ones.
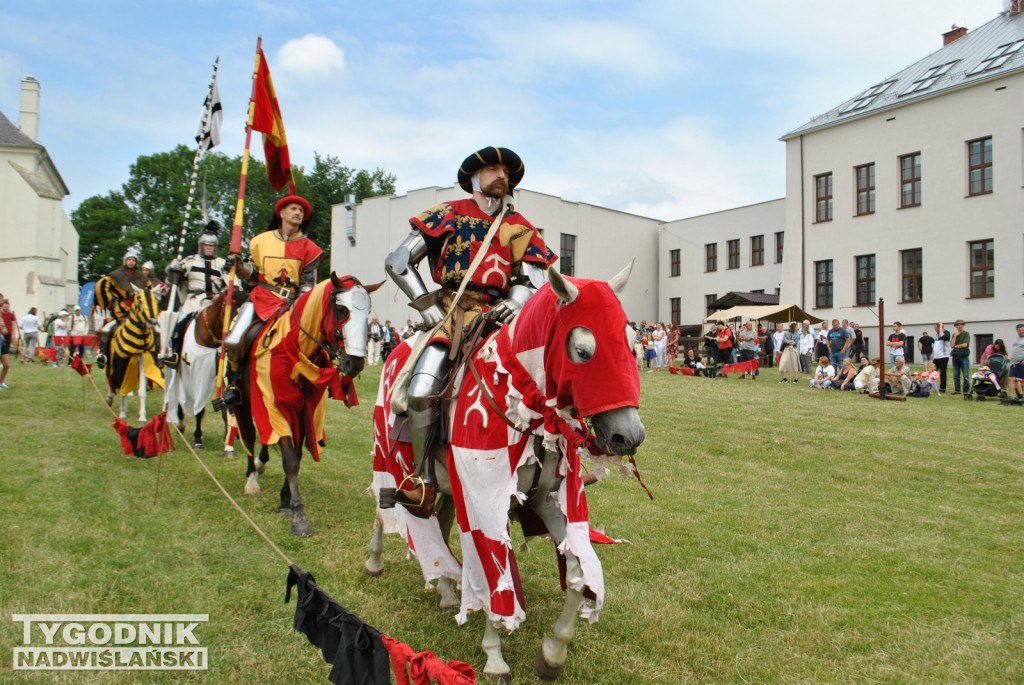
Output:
[457,147,524,193]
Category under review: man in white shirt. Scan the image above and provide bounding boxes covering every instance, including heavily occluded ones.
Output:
[771,323,786,368]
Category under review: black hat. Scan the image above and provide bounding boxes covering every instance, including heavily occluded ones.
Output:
[457,147,524,193]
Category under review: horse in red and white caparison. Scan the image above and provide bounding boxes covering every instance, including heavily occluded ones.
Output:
[367,263,645,682]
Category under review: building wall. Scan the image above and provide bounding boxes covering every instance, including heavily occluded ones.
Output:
[660,199,785,325]
[782,70,1024,347]
[329,184,660,328]
[0,146,79,316]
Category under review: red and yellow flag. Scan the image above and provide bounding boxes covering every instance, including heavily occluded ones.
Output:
[252,48,292,191]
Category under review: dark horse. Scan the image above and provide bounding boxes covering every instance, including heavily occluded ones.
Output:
[162,288,246,452]
[235,274,377,536]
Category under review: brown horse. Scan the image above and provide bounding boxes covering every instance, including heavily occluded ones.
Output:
[234,274,377,536]
[162,288,246,451]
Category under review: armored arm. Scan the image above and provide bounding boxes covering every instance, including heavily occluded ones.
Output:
[489,261,547,324]
[299,257,320,294]
[386,231,445,327]
[225,254,257,284]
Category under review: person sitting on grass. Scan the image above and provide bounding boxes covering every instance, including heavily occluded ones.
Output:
[912,361,941,396]
[834,357,858,391]
[810,356,836,389]
[886,355,913,396]
[682,347,709,377]
[854,356,879,394]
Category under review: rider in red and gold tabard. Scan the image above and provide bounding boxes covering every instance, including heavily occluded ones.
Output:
[383,146,556,515]
[223,195,322,405]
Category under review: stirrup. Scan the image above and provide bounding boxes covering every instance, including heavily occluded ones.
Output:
[379,475,437,519]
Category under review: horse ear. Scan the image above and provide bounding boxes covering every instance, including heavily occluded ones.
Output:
[364,280,386,294]
[330,272,343,289]
[607,258,635,294]
[548,268,578,304]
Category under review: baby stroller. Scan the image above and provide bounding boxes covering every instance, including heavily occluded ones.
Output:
[964,363,1003,401]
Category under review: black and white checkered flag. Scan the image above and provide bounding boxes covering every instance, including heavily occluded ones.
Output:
[195,58,222,157]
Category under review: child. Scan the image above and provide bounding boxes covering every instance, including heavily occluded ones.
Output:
[912,360,940,396]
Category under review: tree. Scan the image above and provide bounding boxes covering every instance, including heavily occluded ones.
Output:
[71,191,137,283]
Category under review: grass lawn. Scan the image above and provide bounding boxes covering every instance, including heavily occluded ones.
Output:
[0,360,1021,683]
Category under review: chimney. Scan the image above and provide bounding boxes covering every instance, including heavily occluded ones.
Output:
[19,76,40,142]
[943,25,968,46]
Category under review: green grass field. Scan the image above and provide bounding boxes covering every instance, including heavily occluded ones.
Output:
[0,360,1021,683]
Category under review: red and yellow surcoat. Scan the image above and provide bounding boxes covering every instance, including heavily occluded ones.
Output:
[248,230,323,320]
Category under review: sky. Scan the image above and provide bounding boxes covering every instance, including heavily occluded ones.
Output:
[0,1,1005,222]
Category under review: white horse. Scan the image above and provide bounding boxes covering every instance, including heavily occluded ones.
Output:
[367,265,646,681]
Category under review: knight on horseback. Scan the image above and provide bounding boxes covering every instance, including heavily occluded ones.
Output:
[222,194,322,406]
[95,247,149,369]
[383,146,556,515]
[160,221,232,369]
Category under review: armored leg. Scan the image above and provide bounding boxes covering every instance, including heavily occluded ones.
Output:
[393,342,452,516]
[223,302,257,406]
[95,320,117,368]
[161,315,193,369]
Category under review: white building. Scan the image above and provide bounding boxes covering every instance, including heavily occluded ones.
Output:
[329,183,661,327]
[659,198,785,325]
[0,77,79,316]
[780,7,1024,358]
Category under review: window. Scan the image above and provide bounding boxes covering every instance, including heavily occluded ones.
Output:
[815,260,833,308]
[968,40,1024,75]
[750,235,764,266]
[838,80,897,114]
[900,61,959,96]
[775,231,784,263]
[705,243,717,272]
[705,294,717,318]
[559,234,576,277]
[901,248,923,303]
[900,153,921,207]
[969,239,994,298]
[669,249,680,277]
[670,298,680,325]
[727,239,740,269]
[974,334,993,364]
[814,173,833,222]
[968,137,993,196]
[855,163,875,215]
[855,254,875,305]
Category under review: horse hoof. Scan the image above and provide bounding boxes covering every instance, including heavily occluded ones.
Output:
[105,395,114,407]
[534,648,564,681]
[291,519,312,537]
[192,441,203,449]
[363,563,384,578]
[222,450,235,459]
[483,672,512,685]
[278,507,293,516]
[256,461,267,475]
[244,484,260,494]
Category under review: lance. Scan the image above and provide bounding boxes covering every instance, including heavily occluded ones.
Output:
[216,38,264,398]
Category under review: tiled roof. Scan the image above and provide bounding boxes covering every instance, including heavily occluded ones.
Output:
[0,109,38,148]
[782,10,1024,139]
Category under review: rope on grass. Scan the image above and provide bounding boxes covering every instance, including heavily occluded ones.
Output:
[79,366,295,569]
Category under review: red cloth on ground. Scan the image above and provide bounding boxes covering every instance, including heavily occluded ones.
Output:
[381,634,476,685]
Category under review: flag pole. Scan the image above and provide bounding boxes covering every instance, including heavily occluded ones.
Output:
[216,37,263,398]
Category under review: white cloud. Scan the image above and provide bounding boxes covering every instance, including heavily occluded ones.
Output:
[275,34,346,82]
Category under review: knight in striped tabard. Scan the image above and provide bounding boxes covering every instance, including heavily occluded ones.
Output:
[107,285,162,395]
[94,248,149,369]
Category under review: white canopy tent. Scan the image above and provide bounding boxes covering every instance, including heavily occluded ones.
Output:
[702,303,825,325]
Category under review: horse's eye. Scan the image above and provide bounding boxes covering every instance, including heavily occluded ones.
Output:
[336,306,350,323]
[566,326,596,363]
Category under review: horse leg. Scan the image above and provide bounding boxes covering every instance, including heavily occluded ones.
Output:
[482,619,512,684]
[221,406,235,459]
[193,408,204,449]
[434,497,460,610]
[136,361,148,424]
[236,409,261,494]
[535,579,584,681]
[364,517,385,577]
[119,395,129,420]
[280,437,311,537]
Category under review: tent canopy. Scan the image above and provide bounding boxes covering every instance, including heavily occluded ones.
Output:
[702,303,825,325]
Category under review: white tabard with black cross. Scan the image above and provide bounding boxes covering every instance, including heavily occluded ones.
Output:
[175,255,229,318]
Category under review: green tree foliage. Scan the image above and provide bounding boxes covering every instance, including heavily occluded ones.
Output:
[72,146,396,284]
